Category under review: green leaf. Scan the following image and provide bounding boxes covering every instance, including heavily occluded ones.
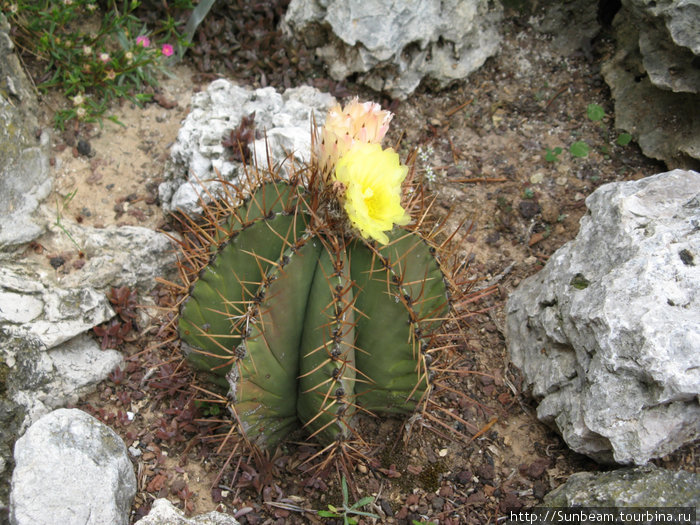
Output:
[616,133,632,146]
[318,510,339,517]
[342,476,349,505]
[183,0,216,49]
[351,496,375,509]
[570,141,590,158]
[586,103,605,122]
[545,147,562,162]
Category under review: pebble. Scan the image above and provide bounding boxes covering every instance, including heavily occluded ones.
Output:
[530,172,545,184]
[77,139,92,156]
[380,499,394,517]
[49,256,65,269]
[518,200,540,219]
[540,199,560,223]
[555,176,568,186]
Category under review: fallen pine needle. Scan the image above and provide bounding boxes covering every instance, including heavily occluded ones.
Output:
[454,177,508,183]
[470,416,499,442]
[446,98,473,117]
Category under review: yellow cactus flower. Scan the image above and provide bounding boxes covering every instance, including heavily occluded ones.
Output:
[334,143,410,244]
[318,98,393,177]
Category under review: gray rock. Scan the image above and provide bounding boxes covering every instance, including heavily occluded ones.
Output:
[160,80,334,215]
[58,224,178,290]
[623,0,700,95]
[0,14,52,250]
[10,408,136,525]
[134,498,240,525]
[529,0,602,56]
[505,169,700,465]
[283,0,502,99]
[0,265,114,350]
[7,333,124,427]
[602,0,700,168]
[543,464,700,507]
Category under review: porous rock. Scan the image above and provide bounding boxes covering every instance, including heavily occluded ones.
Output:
[159,80,335,215]
[10,408,136,525]
[602,0,700,168]
[58,224,178,290]
[543,464,700,507]
[283,0,502,99]
[505,169,700,465]
[0,14,51,250]
[6,332,124,427]
[0,265,115,350]
[134,498,240,525]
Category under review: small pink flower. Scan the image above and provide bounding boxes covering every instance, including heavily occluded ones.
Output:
[136,36,150,48]
[99,52,110,63]
[161,44,174,57]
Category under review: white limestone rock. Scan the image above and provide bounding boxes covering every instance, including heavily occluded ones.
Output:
[505,169,700,465]
[283,0,502,99]
[160,80,335,215]
[602,0,700,168]
[10,409,136,525]
[134,499,240,525]
[0,265,114,350]
[0,14,51,250]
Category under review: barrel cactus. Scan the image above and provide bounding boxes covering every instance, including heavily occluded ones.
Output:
[171,99,471,457]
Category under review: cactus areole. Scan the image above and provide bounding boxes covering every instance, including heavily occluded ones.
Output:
[176,99,454,452]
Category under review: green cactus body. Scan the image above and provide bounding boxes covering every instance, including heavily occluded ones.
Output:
[179,182,450,451]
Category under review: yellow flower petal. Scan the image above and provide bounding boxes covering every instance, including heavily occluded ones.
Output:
[334,143,410,244]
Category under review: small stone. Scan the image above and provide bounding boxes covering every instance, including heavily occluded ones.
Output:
[49,256,65,269]
[555,176,568,186]
[530,172,545,184]
[518,200,540,219]
[357,464,368,474]
[485,232,500,245]
[77,139,92,157]
[533,480,547,500]
[540,199,560,223]
[456,470,472,484]
[477,462,495,481]
[431,496,445,511]
[380,499,394,517]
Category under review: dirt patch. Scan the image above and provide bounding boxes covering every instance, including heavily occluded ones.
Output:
[23,5,696,525]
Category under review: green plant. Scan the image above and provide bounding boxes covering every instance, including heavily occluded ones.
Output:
[412,520,439,525]
[545,147,562,162]
[569,141,589,158]
[317,475,379,525]
[586,103,605,122]
[616,132,632,146]
[3,0,187,128]
[167,99,478,466]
